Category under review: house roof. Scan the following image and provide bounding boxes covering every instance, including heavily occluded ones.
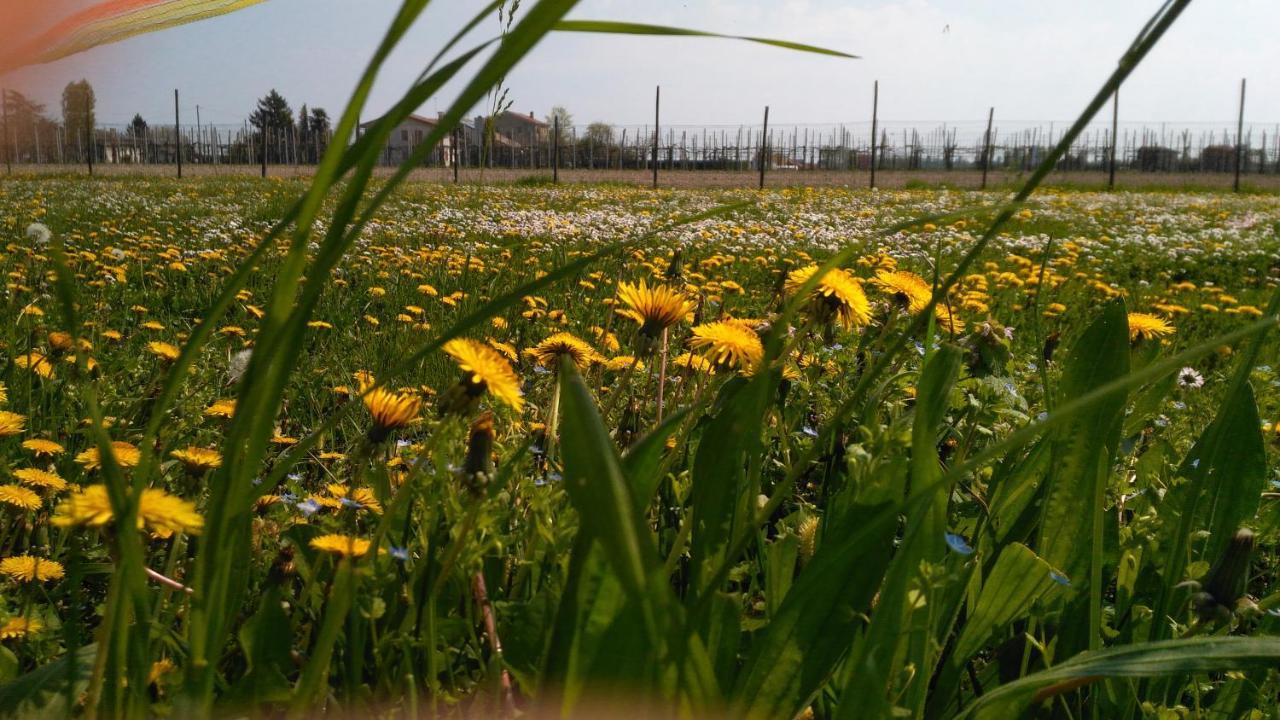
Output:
[500,110,548,127]
[359,113,442,129]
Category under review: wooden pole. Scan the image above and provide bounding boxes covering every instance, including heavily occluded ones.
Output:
[1108,88,1118,189]
[980,106,994,190]
[759,105,769,190]
[175,89,182,178]
[652,86,660,189]
[1234,77,1246,192]
[553,114,559,184]
[86,113,94,176]
[261,119,268,178]
[869,80,878,188]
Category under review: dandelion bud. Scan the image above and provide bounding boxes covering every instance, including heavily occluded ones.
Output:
[1195,528,1255,623]
[797,515,820,564]
[461,413,495,498]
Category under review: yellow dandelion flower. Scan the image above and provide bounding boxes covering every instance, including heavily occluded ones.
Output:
[309,533,376,558]
[52,485,203,537]
[147,341,181,361]
[0,617,42,640]
[604,355,646,372]
[204,399,237,418]
[0,411,26,437]
[785,264,872,329]
[170,447,222,473]
[326,484,383,514]
[873,270,934,313]
[75,441,142,471]
[14,352,55,379]
[442,339,523,412]
[526,332,601,369]
[0,556,65,583]
[689,321,764,373]
[671,352,715,374]
[13,468,67,492]
[21,438,64,453]
[1128,313,1174,342]
[615,280,694,337]
[364,388,421,441]
[0,485,42,511]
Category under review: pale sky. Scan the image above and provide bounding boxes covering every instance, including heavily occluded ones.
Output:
[4,0,1279,134]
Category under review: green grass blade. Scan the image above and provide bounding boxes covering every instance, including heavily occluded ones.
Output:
[553,20,857,57]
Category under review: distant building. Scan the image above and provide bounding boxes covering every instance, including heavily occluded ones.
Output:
[471,110,549,148]
[358,113,454,166]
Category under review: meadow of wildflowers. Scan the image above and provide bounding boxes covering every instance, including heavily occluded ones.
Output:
[1,175,1279,717]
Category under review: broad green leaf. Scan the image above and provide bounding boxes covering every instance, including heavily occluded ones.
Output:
[954,544,1063,664]
[0,644,96,716]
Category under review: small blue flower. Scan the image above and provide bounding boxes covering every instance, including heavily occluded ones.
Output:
[251,477,263,486]
[389,546,410,562]
[287,472,304,482]
[1191,458,1201,469]
[1050,570,1071,586]
[534,365,552,376]
[802,426,819,438]
[1036,412,1049,422]
[296,499,321,517]
[279,492,298,505]
[339,497,363,510]
[945,532,974,555]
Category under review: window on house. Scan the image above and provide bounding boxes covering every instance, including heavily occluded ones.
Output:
[414,130,423,144]
[401,129,409,142]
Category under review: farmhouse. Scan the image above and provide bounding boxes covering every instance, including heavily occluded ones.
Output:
[359,113,455,165]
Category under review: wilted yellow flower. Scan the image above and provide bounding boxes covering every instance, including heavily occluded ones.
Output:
[0,411,26,437]
[310,533,375,558]
[0,556,65,583]
[0,485,42,511]
[76,441,142,471]
[441,339,523,413]
[689,321,764,373]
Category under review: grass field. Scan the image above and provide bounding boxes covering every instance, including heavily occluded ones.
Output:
[1,175,1279,717]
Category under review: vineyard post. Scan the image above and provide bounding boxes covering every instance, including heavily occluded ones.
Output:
[759,105,769,190]
[1234,77,1246,192]
[652,85,660,189]
[260,119,267,178]
[870,80,878,188]
[1108,88,1118,189]
[453,126,460,183]
[86,114,94,176]
[552,114,559,184]
[175,90,183,178]
[980,106,994,190]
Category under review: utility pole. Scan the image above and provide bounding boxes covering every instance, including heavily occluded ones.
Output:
[869,81,879,189]
[1234,78,1246,193]
[1108,89,1118,189]
[175,89,182,178]
[980,106,994,190]
[553,114,559,184]
[2,88,10,175]
[759,105,769,190]
[652,86,660,189]
[196,103,202,164]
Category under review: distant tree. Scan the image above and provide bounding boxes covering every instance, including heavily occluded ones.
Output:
[584,122,613,147]
[308,108,331,162]
[130,114,148,138]
[545,105,572,145]
[296,104,311,161]
[62,80,96,161]
[3,90,55,163]
[249,89,293,163]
